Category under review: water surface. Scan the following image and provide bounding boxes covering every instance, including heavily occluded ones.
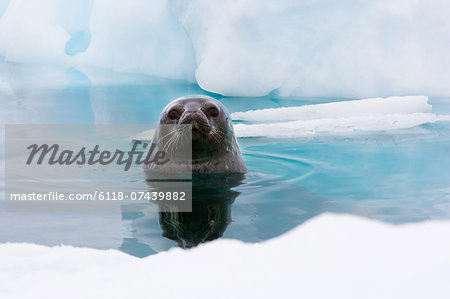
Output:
[1,64,449,257]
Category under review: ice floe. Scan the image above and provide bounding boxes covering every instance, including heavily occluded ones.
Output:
[232,96,450,138]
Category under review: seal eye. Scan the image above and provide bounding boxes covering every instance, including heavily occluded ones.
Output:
[208,107,219,117]
[168,109,180,119]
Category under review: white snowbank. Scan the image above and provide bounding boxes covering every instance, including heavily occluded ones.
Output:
[231,96,450,138]
[1,214,450,298]
[1,1,450,96]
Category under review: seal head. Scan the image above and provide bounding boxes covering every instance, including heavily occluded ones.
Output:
[148,95,247,174]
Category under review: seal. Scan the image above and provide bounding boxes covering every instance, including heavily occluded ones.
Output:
[145,95,247,174]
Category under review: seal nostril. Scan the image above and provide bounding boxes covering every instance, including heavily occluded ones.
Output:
[179,113,195,125]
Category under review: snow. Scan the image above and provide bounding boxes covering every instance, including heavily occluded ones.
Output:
[1,214,450,298]
[1,1,450,96]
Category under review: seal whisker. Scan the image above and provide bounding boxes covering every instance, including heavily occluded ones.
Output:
[165,134,178,155]
[175,125,188,150]
[161,125,185,148]
[158,130,177,142]
[162,132,178,153]
[170,132,182,156]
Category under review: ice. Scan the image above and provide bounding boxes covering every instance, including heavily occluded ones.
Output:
[234,113,450,138]
[232,96,450,138]
[77,0,196,81]
[231,96,432,122]
[171,0,450,97]
[130,129,155,143]
[0,0,91,62]
[0,0,10,17]
[0,0,69,63]
[1,214,450,298]
[59,0,93,56]
[0,0,196,81]
[1,1,450,96]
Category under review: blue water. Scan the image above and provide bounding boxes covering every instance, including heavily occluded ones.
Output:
[1,64,449,257]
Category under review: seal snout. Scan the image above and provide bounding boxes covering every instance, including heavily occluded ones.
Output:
[179,110,212,135]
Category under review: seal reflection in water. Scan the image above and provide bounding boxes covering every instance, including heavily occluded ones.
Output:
[159,174,244,248]
[144,95,246,248]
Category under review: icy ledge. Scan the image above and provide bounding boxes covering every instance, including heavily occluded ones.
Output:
[232,96,450,138]
[1,214,450,298]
